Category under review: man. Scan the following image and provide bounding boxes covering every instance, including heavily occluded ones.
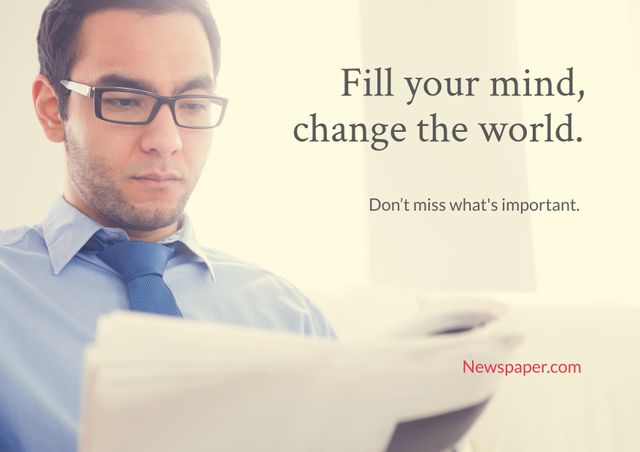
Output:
[0,1,335,451]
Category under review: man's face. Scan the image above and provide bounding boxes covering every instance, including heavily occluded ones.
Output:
[63,9,215,233]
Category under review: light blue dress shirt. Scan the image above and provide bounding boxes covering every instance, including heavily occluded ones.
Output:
[0,196,336,452]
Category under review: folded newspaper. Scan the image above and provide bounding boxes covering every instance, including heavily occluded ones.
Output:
[78,301,521,452]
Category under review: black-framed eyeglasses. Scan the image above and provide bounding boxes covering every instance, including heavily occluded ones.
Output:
[60,80,228,129]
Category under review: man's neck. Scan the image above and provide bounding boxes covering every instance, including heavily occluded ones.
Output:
[62,192,180,243]
[125,224,179,243]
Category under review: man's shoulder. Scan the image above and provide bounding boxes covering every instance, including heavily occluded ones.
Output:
[197,246,337,339]
[199,246,257,268]
[200,247,279,274]
[0,225,48,287]
[199,246,297,288]
[0,224,41,248]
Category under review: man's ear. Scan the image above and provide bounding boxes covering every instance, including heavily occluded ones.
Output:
[32,75,65,143]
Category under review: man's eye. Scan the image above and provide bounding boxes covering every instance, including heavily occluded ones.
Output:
[179,102,210,113]
[103,98,140,108]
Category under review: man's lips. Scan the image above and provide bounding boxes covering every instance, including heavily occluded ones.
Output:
[131,173,182,188]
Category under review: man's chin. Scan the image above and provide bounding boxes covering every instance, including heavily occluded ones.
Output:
[110,202,184,232]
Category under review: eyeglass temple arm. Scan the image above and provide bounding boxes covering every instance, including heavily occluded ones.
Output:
[60,80,92,98]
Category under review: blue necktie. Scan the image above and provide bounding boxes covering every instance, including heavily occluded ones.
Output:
[96,240,182,317]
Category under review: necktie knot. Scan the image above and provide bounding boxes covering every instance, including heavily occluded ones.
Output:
[88,237,182,317]
[97,240,174,282]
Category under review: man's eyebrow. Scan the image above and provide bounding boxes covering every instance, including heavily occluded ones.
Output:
[94,74,154,91]
[93,74,215,95]
[175,75,215,95]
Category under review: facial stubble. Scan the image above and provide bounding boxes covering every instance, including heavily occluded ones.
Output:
[64,132,191,232]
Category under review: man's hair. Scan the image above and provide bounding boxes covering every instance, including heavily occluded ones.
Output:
[37,0,221,120]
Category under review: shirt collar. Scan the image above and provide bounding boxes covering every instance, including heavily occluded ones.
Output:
[161,214,216,279]
[42,195,215,280]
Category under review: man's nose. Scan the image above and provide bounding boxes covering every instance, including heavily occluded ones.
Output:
[139,104,183,156]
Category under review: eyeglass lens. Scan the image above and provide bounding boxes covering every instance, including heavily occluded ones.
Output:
[100,90,224,127]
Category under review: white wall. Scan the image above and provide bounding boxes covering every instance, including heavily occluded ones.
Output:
[515,0,640,303]
[362,0,535,292]
[0,1,64,229]
[191,1,370,289]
